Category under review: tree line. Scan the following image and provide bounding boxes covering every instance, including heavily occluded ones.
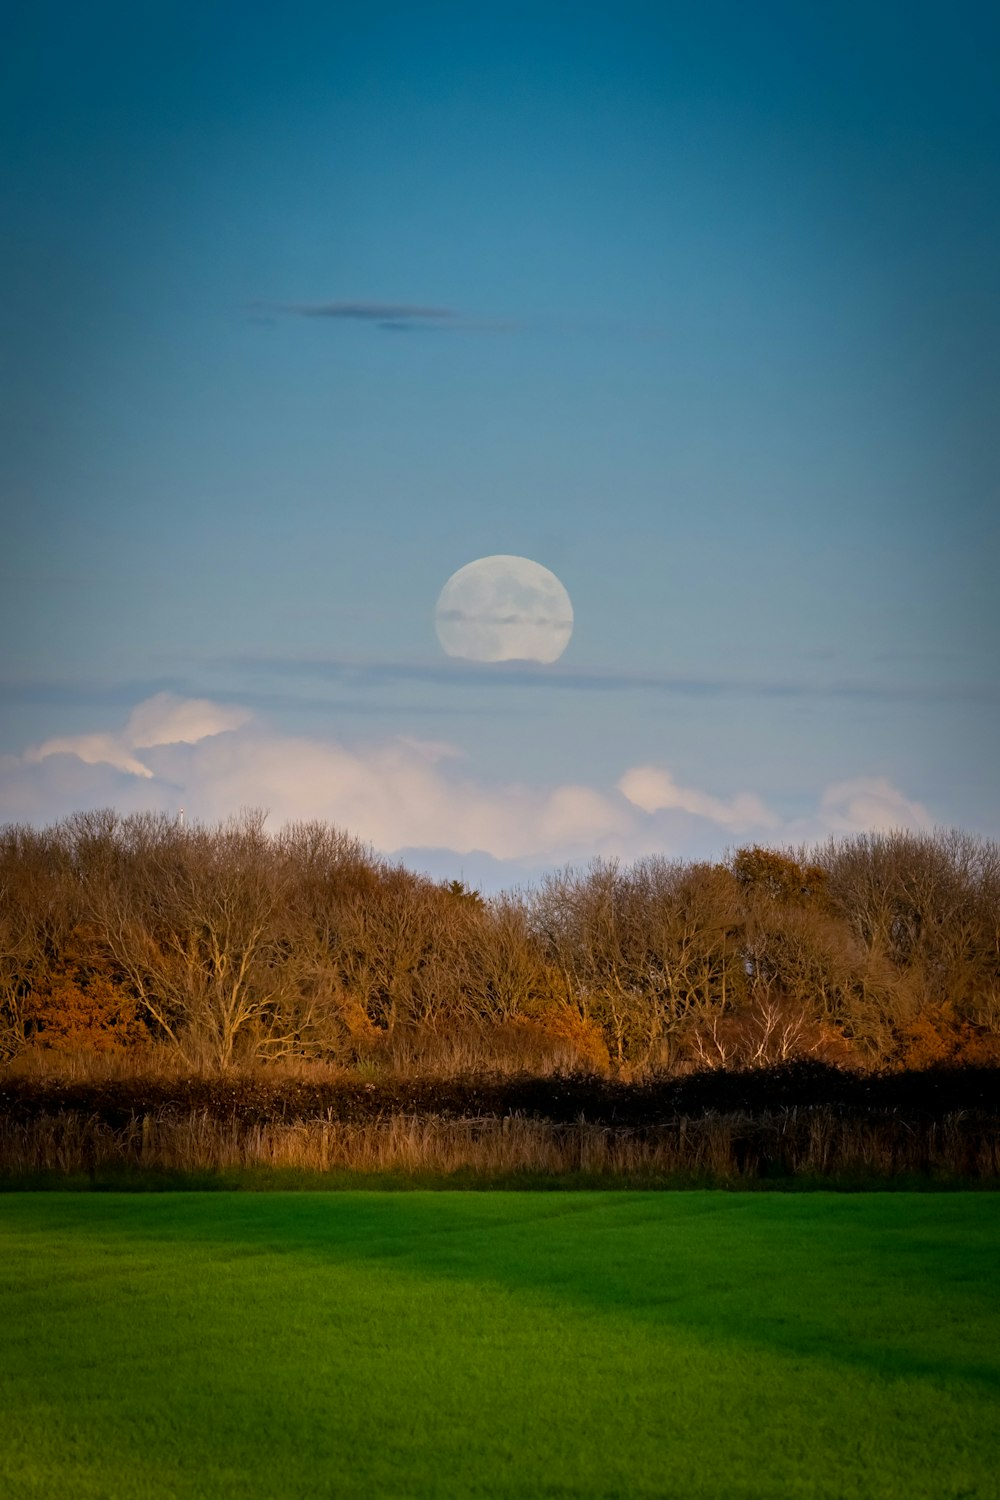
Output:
[1,811,998,1072]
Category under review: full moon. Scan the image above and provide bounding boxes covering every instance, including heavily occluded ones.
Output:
[434,555,574,663]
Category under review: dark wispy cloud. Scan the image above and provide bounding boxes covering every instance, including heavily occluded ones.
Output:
[5,662,996,736]
[212,655,1000,707]
[290,301,457,323]
[436,610,570,631]
[0,676,480,721]
[0,676,190,708]
[250,301,515,334]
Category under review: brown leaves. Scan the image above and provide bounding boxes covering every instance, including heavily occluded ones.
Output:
[2,817,999,1076]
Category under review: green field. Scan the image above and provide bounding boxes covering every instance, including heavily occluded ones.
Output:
[2,1194,998,1498]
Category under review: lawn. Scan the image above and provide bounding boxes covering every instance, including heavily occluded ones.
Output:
[1,1193,998,1498]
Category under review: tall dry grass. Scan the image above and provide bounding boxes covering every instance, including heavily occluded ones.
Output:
[3,1107,998,1180]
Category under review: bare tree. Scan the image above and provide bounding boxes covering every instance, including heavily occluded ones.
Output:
[530,858,747,1068]
[0,826,78,1059]
[86,811,294,1067]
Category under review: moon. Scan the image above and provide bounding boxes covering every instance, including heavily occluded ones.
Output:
[434,555,574,663]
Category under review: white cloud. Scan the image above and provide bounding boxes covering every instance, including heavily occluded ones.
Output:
[816,776,933,834]
[125,693,250,748]
[24,733,155,779]
[617,764,778,832]
[2,694,939,870]
[23,692,248,781]
[139,729,632,862]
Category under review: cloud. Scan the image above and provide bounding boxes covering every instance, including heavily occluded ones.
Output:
[437,610,569,631]
[284,302,457,322]
[1,695,939,871]
[125,694,250,749]
[210,652,1000,708]
[253,301,516,335]
[815,777,933,834]
[135,730,633,862]
[257,301,461,334]
[618,766,778,832]
[23,693,248,781]
[24,734,154,780]
[0,677,191,709]
[7,661,993,732]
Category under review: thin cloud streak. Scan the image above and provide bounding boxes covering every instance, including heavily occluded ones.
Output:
[0,677,484,721]
[0,677,192,708]
[4,662,996,731]
[285,301,458,321]
[250,300,517,334]
[252,301,671,339]
[436,611,570,630]
[216,654,1000,708]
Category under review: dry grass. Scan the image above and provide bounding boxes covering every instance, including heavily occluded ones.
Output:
[5,1050,999,1182]
[3,1106,999,1181]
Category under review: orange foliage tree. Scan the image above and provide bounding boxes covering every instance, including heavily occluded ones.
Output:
[24,929,143,1053]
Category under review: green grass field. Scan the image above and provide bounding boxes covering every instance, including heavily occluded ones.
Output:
[2,1194,998,1498]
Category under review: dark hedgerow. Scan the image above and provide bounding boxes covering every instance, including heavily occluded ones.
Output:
[2,1061,998,1129]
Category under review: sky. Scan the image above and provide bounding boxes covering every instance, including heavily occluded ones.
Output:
[2,1,998,888]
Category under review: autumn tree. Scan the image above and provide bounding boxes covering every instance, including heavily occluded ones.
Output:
[22,924,143,1053]
[83,810,297,1067]
[530,857,747,1068]
[0,824,84,1059]
[3,812,997,1075]
[819,829,1000,1063]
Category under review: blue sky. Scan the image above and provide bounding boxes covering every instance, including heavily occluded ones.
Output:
[2,2,998,884]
